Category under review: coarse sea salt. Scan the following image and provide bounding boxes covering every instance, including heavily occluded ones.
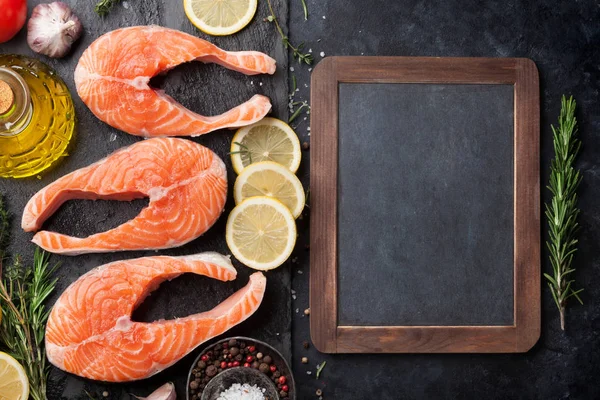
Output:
[217,383,266,400]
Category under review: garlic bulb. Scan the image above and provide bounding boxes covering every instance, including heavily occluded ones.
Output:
[27,2,83,58]
[133,382,177,400]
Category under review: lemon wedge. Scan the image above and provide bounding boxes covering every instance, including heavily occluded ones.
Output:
[234,161,305,219]
[226,196,296,270]
[231,117,301,174]
[0,352,29,400]
[184,0,258,36]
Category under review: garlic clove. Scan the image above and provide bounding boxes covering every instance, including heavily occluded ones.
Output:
[133,382,177,400]
[27,2,83,58]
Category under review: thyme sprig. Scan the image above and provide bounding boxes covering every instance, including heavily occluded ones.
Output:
[544,95,583,331]
[266,0,313,65]
[289,101,309,123]
[95,0,121,16]
[0,196,58,400]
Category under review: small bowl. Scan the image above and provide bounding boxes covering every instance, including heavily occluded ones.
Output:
[187,336,296,400]
[201,367,279,400]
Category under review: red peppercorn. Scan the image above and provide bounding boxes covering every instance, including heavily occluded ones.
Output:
[220,361,227,369]
[222,342,228,349]
[246,355,254,363]
[270,365,277,372]
[278,376,287,384]
[201,355,209,362]
[243,362,251,367]
[247,345,256,353]
[282,385,289,392]
[232,361,240,367]
[227,362,233,368]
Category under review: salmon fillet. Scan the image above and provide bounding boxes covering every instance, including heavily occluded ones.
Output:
[22,138,227,255]
[45,253,267,382]
[74,26,276,137]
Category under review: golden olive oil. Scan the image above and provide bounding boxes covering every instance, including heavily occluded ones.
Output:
[0,55,75,178]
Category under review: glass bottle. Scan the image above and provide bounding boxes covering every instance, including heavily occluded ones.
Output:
[0,54,75,178]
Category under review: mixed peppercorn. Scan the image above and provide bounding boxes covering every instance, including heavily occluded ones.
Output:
[189,338,291,399]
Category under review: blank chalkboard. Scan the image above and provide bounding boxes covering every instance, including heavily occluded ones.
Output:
[310,57,540,353]
[337,83,514,327]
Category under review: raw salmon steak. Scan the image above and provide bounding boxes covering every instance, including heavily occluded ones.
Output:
[22,138,227,255]
[45,253,267,382]
[75,26,276,137]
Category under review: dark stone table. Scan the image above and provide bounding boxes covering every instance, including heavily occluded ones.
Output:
[289,1,600,399]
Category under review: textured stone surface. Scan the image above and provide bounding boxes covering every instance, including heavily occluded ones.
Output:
[0,0,289,398]
[289,0,600,399]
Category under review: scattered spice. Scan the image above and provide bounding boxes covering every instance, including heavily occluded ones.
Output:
[301,357,308,364]
[316,389,323,396]
[304,308,311,315]
[302,142,310,150]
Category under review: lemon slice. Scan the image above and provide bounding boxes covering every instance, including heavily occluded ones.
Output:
[231,117,301,174]
[226,196,296,270]
[0,352,29,400]
[234,161,305,219]
[184,0,258,36]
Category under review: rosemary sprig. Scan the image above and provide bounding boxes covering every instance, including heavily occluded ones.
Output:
[0,196,8,258]
[266,0,313,65]
[95,0,121,16]
[230,141,253,164]
[544,95,583,331]
[0,196,58,400]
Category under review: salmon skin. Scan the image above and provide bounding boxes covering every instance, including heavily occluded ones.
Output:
[75,26,276,138]
[45,253,267,382]
[22,138,227,255]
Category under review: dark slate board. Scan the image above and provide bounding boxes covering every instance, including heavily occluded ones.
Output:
[0,0,289,399]
[336,83,515,327]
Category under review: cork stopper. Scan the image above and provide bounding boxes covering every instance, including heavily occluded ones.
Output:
[0,79,14,115]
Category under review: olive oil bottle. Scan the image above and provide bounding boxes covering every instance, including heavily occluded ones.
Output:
[0,55,75,178]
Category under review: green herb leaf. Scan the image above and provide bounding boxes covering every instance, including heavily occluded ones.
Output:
[95,0,121,16]
[300,0,308,20]
[544,95,582,331]
[230,141,253,164]
[316,361,326,379]
[266,0,313,65]
[0,196,58,400]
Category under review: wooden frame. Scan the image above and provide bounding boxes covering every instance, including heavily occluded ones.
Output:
[310,57,540,353]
